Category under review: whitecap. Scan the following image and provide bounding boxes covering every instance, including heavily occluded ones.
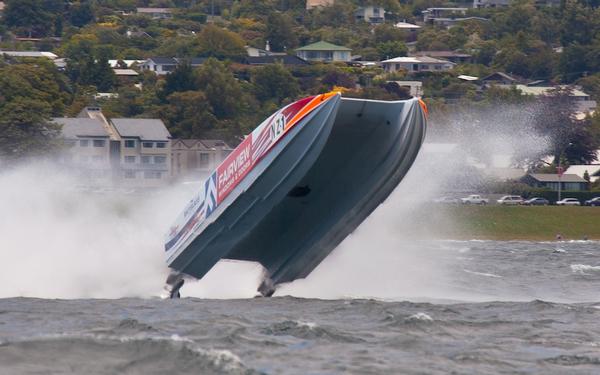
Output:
[406,312,433,321]
[463,269,502,278]
[570,264,600,274]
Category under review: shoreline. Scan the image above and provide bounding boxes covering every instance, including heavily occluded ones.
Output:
[403,205,600,242]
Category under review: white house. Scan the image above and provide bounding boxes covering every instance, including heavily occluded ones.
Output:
[0,51,58,59]
[306,0,334,10]
[295,41,352,63]
[140,57,205,75]
[355,6,385,24]
[381,56,455,73]
[136,8,173,19]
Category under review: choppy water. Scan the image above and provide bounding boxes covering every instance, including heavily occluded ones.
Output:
[1,240,599,374]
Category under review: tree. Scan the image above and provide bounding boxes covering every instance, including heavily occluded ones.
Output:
[0,98,62,161]
[2,0,53,37]
[536,87,599,165]
[196,25,246,60]
[69,1,95,28]
[195,58,245,118]
[158,62,198,102]
[160,91,217,138]
[252,64,299,104]
[376,40,407,59]
[266,12,298,52]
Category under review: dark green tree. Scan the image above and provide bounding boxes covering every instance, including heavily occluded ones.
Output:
[266,12,298,52]
[252,63,299,104]
[161,91,217,138]
[0,98,62,161]
[2,0,53,37]
[69,1,95,28]
[158,62,198,102]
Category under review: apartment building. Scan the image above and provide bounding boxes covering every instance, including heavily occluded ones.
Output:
[54,117,113,185]
[56,108,172,188]
[171,139,233,180]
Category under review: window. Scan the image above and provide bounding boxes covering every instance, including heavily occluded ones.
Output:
[199,153,209,166]
[93,139,106,147]
[80,139,89,147]
[124,156,136,163]
[154,156,166,164]
[156,142,166,148]
[124,140,136,148]
[124,171,136,179]
[142,142,153,148]
[144,171,161,179]
[141,156,151,164]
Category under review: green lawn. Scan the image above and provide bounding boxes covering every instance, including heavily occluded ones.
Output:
[422,205,600,241]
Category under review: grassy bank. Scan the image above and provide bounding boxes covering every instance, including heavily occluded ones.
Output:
[418,205,600,241]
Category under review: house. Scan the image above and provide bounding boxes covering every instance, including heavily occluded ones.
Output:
[140,57,205,75]
[393,21,421,33]
[565,165,600,183]
[136,7,173,19]
[171,139,233,179]
[389,81,423,97]
[481,72,520,85]
[56,108,172,188]
[306,0,335,9]
[295,41,352,62]
[495,85,597,113]
[54,117,113,183]
[381,56,455,73]
[422,8,467,24]
[246,46,278,57]
[522,173,588,191]
[393,21,421,41]
[108,59,146,68]
[0,51,58,60]
[473,0,509,8]
[475,0,559,6]
[113,69,139,84]
[140,57,177,75]
[411,51,472,64]
[111,118,172,187]
[244,55,309,66]
[355,6,385,24]
[422,8,488,28]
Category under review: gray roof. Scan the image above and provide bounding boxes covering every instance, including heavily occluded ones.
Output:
[111,118,171,141]
[53,118,109,138]
[529,173,586,183]
[147,57,177,65]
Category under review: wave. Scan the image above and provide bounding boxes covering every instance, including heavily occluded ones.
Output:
[0,333,258,375]
[463,269,502,278]
[261,320,363,343]
[570,264,600,274]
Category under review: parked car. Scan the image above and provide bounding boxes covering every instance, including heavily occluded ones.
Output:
[556,198,581,206]
[461,195,489,205]
[584,197,600,206]
[433,196,460,204]
[497,195,524,205]
[523,197,550,206]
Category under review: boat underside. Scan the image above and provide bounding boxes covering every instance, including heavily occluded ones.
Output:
[169,96,426,295]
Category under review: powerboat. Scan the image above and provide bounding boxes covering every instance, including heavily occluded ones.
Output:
[164,92,427,296]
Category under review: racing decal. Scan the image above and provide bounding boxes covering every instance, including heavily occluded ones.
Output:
[165,92,338,255]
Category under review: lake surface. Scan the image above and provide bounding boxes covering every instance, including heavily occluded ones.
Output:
[1,240,599,374]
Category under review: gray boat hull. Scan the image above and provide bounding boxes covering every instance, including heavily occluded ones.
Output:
[166,95,426,294]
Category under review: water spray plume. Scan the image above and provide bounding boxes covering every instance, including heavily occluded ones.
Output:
[0,103,551,300]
